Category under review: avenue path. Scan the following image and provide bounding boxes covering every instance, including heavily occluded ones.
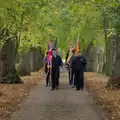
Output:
[11,72,107,120]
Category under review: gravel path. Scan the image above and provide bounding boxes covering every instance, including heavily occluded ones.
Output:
[11,72,106,120]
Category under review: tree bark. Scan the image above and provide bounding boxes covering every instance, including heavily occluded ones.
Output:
[0,39,22,84]
[106,4,120,89]
[30,49,43,72]
[104,37,113,76]
[112,34,120,76]
[106,34,120,89]
[18,51,31,76]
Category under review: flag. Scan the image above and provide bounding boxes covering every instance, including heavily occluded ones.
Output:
[70,41,74,51]
[76,34,80,53]
[67,41,75,64]
[53,38,57,50]
[49,40,52,50]
[46,40,53,85]
[47,40,53,68]
[66,50,73,64]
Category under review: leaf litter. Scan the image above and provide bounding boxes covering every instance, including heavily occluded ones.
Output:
[0,69,43,120]
[85,72,120,120]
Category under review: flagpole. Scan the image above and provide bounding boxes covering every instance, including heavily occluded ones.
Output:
[46,40,53,86]
[77,33,80,42]
[49,68,51,86]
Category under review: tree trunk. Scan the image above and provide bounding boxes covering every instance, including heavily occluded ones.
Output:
[103,15,112,76]
[106,34,120,89]
[29,51,34,72]
[112,35,120,76]
[0,49,2,81]
[97,49,104,73]
[0,39,22,84]
[106,4,120,89]
[30,49,43,72]
[84,42,100,72]
[104,37,113,76]
[18,51,31,76]
[83,43,94,72]
[83,42,105,73]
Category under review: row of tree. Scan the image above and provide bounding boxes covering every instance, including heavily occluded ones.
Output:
[0,0,120,87]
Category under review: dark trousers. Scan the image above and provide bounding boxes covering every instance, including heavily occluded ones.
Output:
[51,68,59,89]
[75,70,84,89]
[68,69,72,85]
[57,68,60,86]
[46,69,50,85]
[71,69,76,86]
[69,68,76,85]
[66,65,71,85]
[45,63,48,74]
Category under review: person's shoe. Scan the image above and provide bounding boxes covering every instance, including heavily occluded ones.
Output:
[80,88,84,90]
[76,88,80,91]
[56,87,59,90]
[72,86,75,88]
[51,88,55,90]
[46,84,48,87]
[69,80,72,85]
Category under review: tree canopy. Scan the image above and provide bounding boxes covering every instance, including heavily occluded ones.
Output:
[0,0,119,53]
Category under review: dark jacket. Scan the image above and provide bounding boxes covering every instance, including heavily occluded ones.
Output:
[69,54,75,68]
[52,55,63,70]
[65,51,69,63]
[72,55,87,71]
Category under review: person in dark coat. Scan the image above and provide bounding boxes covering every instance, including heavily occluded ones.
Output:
[56,50,63,86]
[72,52,87,90]
[51,48,63,90]
[69,49,76,88]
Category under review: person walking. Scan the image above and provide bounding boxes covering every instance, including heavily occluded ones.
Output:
[69,48,76,88]
[51,48,62,90]
[56,50,63,87]
[51,39,63,90]
[43,51,50,87]
[72,51,87,90]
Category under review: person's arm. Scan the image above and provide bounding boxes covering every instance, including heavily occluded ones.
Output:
[71,56,75,67]
[82,56,87,65]
[59,56,63,67]
[69,55,74,68]
[65,51,69,63]
[81,56,87,71]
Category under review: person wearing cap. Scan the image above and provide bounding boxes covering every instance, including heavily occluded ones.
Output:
[51,48,63,90]
[56,50,63,86]
[72,51,87,90]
